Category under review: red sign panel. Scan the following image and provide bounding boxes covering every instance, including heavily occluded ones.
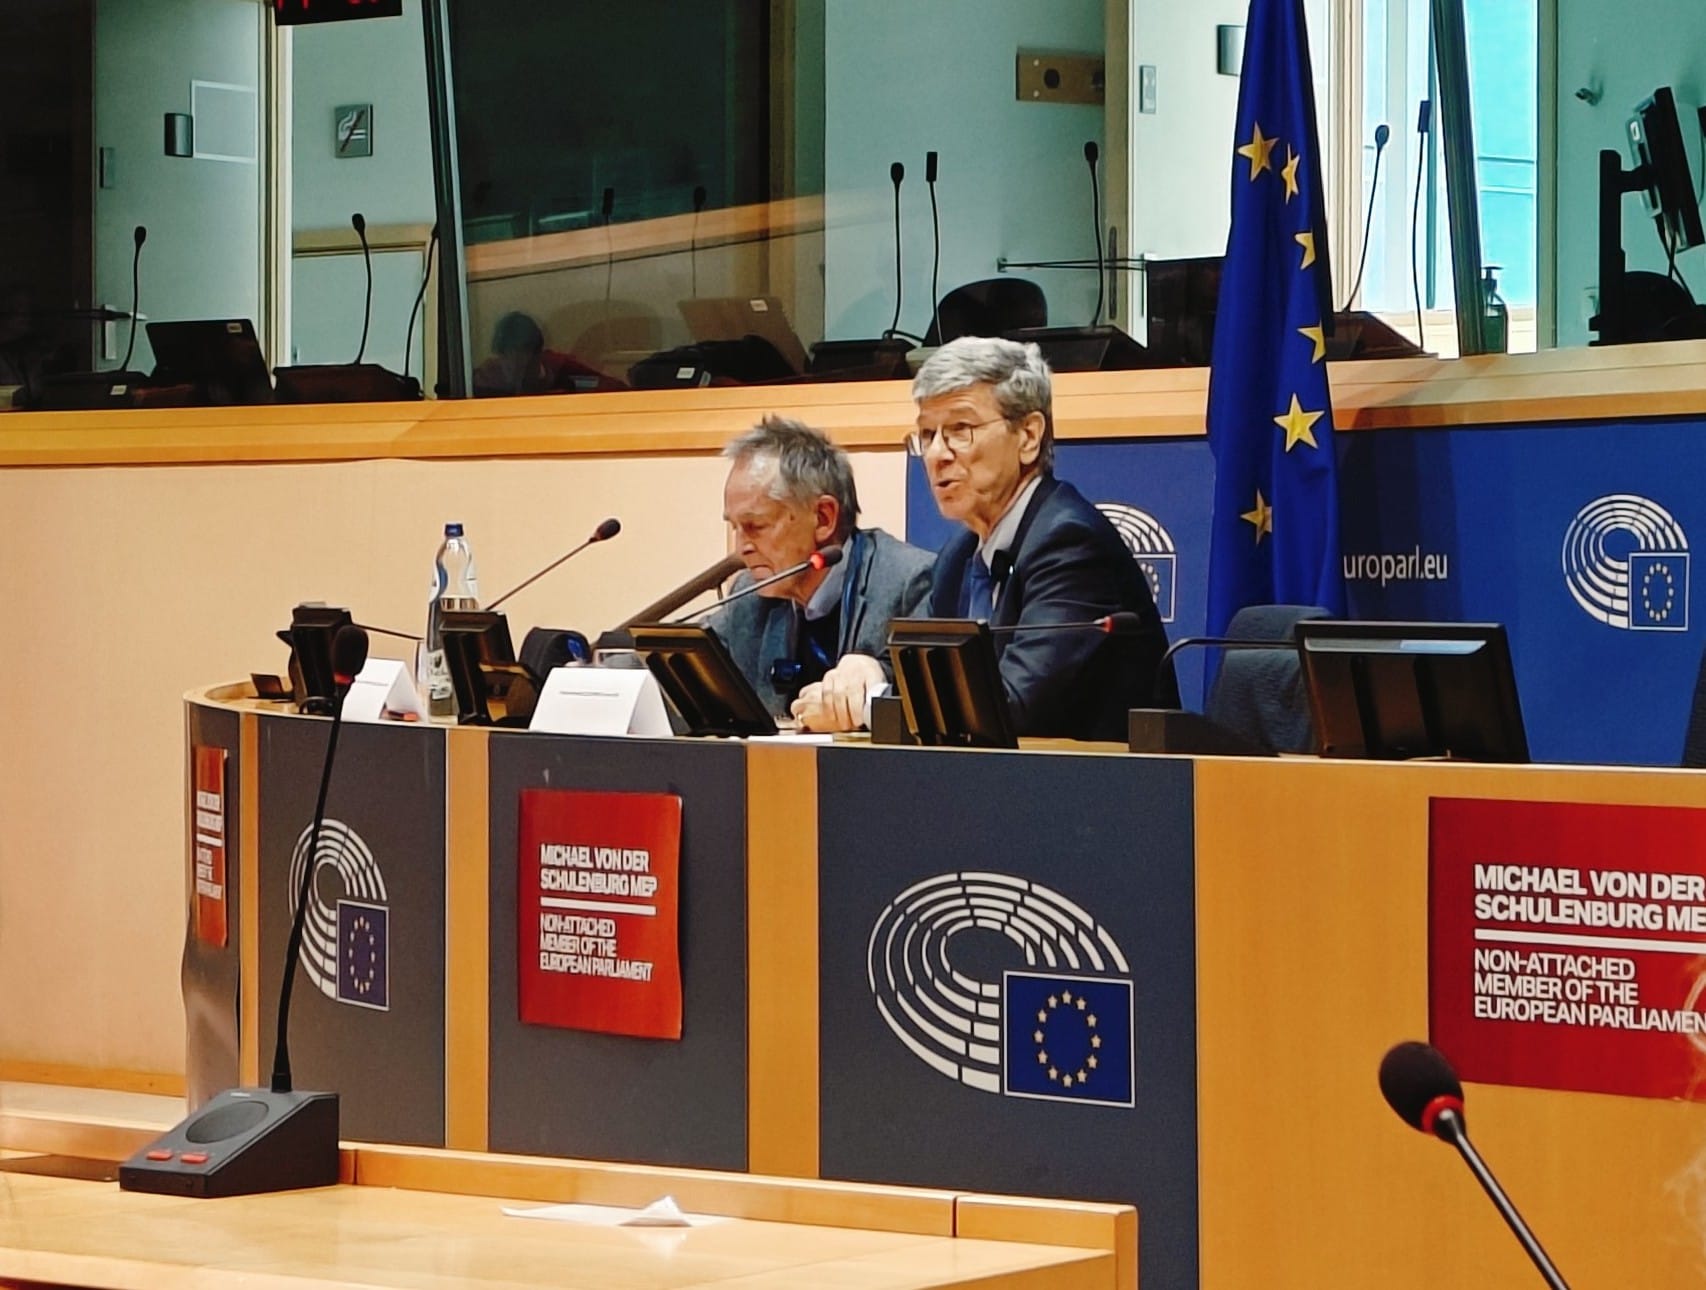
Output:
[516,789,683,1040]
[1431,796,1706,1101]
[191,745,229,948]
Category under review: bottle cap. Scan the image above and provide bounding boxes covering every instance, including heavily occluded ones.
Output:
[444,522,464,537]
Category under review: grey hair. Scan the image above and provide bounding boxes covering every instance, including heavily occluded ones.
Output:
[911,335,1055,473]
[723,415,860,539]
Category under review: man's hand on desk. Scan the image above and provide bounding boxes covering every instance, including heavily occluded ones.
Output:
[791,652,887,732]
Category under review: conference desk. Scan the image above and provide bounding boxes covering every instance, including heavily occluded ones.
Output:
[183,685,1706,1290]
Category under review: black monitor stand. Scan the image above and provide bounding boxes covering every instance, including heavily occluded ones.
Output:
[1591,147,1706,345]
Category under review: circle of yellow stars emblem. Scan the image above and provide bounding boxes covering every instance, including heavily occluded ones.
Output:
[1640,560,1677,623]
[345,912,380,999]
[1031,987,1102,1091]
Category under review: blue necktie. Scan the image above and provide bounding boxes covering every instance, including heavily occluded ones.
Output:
[963,554,995,620]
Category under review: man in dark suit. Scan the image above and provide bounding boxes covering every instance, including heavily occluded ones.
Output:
[910,335,1168,740]
[707,416,933,727]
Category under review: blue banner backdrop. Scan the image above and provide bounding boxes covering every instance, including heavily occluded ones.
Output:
[903,416,1706,766]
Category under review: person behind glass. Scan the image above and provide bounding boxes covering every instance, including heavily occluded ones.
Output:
[472,310,623,396]
[707,416,933,728]
[815,335,1169,740]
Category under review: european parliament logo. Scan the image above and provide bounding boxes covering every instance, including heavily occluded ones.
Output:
[289,819,391,1011]
[865,872,1135,1107]
[1097,503,1178,623]
[1562,494,1689,632]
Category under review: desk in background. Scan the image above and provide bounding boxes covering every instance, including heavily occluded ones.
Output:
[185,686,1706,1289]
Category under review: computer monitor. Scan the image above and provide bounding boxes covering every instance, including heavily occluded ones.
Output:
[285,603,354,715]
[628,623,778,737]
[1592,86,1706,345]
[1296,620,1529,763]
[147,319,273,405]
[1629,87,1705,257]
[440,610,518,725]
[886,618,1017,749]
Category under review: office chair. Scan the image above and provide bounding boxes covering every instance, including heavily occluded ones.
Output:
[1203,604,1330,754]
[1682,642,1706,767]
[924,278,1048,346]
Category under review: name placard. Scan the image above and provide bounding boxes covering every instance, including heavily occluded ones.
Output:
[528,666,672,737]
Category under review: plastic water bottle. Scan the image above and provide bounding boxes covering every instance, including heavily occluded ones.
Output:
[1481,265,1509,354]
[419,522,480,717]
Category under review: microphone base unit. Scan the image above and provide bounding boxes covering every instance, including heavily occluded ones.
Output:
[28,370,155,411]
[273,363,423,404]
[118,1087,340,1199]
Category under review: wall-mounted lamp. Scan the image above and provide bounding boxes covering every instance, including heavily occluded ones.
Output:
[164,112,193,158]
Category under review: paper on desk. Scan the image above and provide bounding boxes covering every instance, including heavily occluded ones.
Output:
[501,1194,724,1228]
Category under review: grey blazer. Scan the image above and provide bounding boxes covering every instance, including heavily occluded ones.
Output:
[707,528,934,718]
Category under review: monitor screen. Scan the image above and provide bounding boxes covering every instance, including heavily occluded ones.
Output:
[1628,86,1705,256]
[628,623,777,737]
[440,610,516,724]
[1297,620,1529,763]
[287,603,354,714]
[886,618,1017,749]
[146,319,274,405]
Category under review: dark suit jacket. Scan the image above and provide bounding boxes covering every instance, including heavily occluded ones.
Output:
[929,475,1169,740]
[708,528,934,719]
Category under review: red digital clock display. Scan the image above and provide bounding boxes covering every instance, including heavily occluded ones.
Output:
[274,0,404,26]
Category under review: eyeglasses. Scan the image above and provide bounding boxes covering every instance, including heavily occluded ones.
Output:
[905,416,1007,457]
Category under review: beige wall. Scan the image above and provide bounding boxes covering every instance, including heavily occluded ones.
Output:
[0,448,909,1078]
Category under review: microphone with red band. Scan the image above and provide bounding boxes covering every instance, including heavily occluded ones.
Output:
[1380,1042,1571,1289]
[989,611,1145,637]
[330,622,370,691]
[486,517,622,612]
[671,544,844,624]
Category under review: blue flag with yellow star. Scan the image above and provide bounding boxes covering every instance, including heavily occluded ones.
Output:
[1205,0,1345,635]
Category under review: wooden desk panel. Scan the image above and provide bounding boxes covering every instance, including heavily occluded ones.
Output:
[1195,757,1706,1290]
[0,1172,1113,1290]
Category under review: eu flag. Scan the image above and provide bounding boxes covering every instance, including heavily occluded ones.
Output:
[1205,0,1346,635]
[336,899,389,1011]
[1002,972,1133,1107]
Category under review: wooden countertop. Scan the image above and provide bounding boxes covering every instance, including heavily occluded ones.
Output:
[6,338,1706,468]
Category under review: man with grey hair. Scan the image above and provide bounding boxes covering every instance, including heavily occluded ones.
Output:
[708,415,933,727]
[813,336,1168,740]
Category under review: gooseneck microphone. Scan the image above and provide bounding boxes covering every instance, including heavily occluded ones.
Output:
[351,213,372,365]
[1158,633,1297,673]
[671,545,844,624]
[403,224,438,385]
[1344,123,1391,308]
[990,612,1144,637]
[273,624,369,1095]
[886,162,906,340]
[1380,1042,1572,1290]
[1084,141,1105,326]
[691,184,708,298]
[119,224,147,372]
[486,517,623,612]
[119,627,368,1198]
[1411,101,1433,345]
[925,151,941,344]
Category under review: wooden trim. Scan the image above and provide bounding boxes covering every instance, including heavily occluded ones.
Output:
[10,336,1706,468]
[954,1196,1136,1290]
[444,727,489,1152]
[0,1112,160,1162]
[349,1142,960,1235]
[239,711,261,1087]
[0,1064,183,1099]
[462,196,825,282]
[745,743,819,1178]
